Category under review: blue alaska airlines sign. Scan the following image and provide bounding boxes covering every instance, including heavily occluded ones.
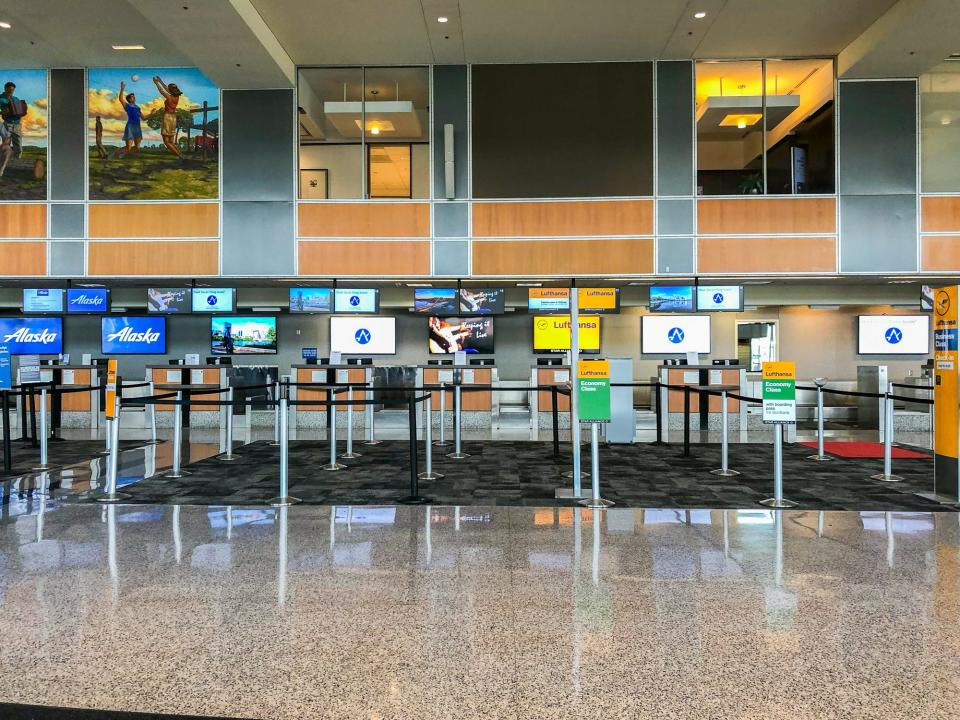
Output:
[0,317,63,355]
[67,288,109,313]
[102,317,166,354]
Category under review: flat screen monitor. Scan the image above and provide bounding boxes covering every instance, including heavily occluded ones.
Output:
[66,288,110,314]
[22,289,65,313]
[192,288,236,313]
[578,287,620,314]
[101,316,167,355]
[696,286,743,312]
[414,288,458,314]
[289,288,332,313]
[528,288,570,312]
[148,288,192,313]
[334,288,379,313]
[428,316,494,354]
[330,316,395,355]
[641,315,711,354]
[211,316,277,355]
[532,315,600,353]
[921,285,934,312]
[0,317,63,354]
[649,286,695,313]
[857,315,930,355]
[458,288,505,315]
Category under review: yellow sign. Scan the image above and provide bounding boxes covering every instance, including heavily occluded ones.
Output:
[934,286,958,461]
[104,358,118,419]
[761,361,796,381]
[578,287,617,311]
[533,315,600,352]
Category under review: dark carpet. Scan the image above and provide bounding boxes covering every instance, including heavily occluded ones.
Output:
[113,439,949,511]
[0,703,253,720]
[1,440,154,478]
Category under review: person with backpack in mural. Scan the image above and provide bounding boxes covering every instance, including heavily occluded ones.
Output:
[0,81,28,159]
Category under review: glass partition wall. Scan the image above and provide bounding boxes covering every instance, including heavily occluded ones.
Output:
[921,61,960,192]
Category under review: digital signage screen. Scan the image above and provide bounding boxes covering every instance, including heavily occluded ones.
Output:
[0,317,63,354]
[641,315,711,354]
[459,288,505,315]
[101,316,167,355]
[578,288,620,314]
[148,288,192,313]
[414,289,458,315]
[857,315,930,355]
[334,288,379,313]
[528,288,570,312]
[696,286,743,312]
[649,286,695,312]
[192,288,236,313]
[532,315,600,353]
[22,289,65,313]
[211,316,277,355]
[921,285,934,312]
[66,288,110,314]
[330,316,396,355]
[289,288,332,313]
[428,316,494,354]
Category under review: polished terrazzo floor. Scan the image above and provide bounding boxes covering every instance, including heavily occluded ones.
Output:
[2,502,960,718]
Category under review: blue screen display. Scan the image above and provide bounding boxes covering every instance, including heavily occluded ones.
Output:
[22,288,65,313]
[66,288,110,313]
[649,286,695,312]
[101,316,167,355]
[0,317,64,355]
[191,288,235,312]
[334,289,379,313]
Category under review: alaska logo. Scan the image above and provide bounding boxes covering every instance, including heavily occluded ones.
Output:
[106,326,161,344]
[3,328,59,344]
[70,293,104,306]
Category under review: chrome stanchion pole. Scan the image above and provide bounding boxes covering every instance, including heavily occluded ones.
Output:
[219,387,239,461]
[579,421,613,509]
[164,391,190,478]
[419,394,443,480]
[760,423,797,508]
[323,390,346,471]
[711,390,739,477]
[147,381,158,445]
[341,385,361,459]
[98,395,131,502]
[446,381,469,459]
[363,379,381,446]
[808,378,831,461]
[270,396,300,506]
[32,387,52,471]
[269,381,281,446]
[871,382,903,482]
[434,382,449,447]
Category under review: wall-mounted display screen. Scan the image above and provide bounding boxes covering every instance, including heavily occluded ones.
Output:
[649,286,695,313]
[330,316,395,355]
[428,317,494,354]
[0,317,63,354]
[532,315,600,353]
[211,316,277,355]
[289,288,332,313]
[696,286,743,312]
[334,288,379,313]
[641,315,711,354]
[101,316,167,355]
[578,288,620,314]
[857,315,930,355]
[148,288,192,313]
[459,288,505,315]
[22,289,65,313]
[66,288,110,314]
[528,288,570,312]
[921,285,934,312]
[414,289,458,314]
[192,288,236,313]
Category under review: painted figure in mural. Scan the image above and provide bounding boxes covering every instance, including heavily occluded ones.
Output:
[0,122,12,177]
[0,81,27,159]
[116,81,143,157]
[152,75,183,158]
[94,116,108,159]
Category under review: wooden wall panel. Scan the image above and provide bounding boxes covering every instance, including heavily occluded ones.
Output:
[921,196,960,233]
[299,240,430,276]
[0,241,46,275]
[921,235,960,271]
[473,200,654,237]
[298,202,430,237]
[0,204,46,238]
[697,236,836,274]
[473,238,653,276]
[88,240,219,276]
[697,197,837,235]
[537,368,571,413]
[88,203,219,238]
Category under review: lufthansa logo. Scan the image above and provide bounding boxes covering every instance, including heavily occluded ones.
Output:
[936,290,951,317]
[884,327,903,345]
[536,319,549,331]
[667,327,685,344]
[355,328,371,345]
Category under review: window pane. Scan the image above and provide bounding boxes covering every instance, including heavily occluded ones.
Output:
[368,144,411,198]
[472,63,653,198]
[764,58,835,194]
[921,64,960,192]
[696,61,764,195]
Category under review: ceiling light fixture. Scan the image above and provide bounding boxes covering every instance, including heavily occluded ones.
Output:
[112,44,145,51]
[0,22,11,29]
[437,16,448,22]
[369,125,380,135]
[693,11,707,19]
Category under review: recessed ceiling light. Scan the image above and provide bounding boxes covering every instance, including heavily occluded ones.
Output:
[437,16,448,23]
[693,11,707,19]
[112,44,145,51]
[0,21,11,29]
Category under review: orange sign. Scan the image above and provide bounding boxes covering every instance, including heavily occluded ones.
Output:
[104,358,118,419]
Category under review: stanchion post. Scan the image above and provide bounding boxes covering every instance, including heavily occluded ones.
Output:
[219,386,239,462]
[446,379,469,459]
[551,385,560,458]
[399,396,430,504]
[434,381,448,447]
[323,389,346,471]
[363,378,381,446]
[270,395,301,506]
[654,382,664,445]
[711,390,739,477]
[341,385,361,459]
[871,382,903,482]
[682,385,691,457]
[579,421,613,509]
[164,391,190,478]
[32,387,51,471]
[2,390,11,476]
[760,423,797,508]
[269,381,281,446]
[808,378,831,461]
[419,393,443,480]
[97,394,131,502]
[147,381,158,445]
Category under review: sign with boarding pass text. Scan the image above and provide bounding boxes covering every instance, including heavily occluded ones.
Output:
[104,359,118,419]
[761,361,796,424]
[577,359,611,423]
[0,344,10,391]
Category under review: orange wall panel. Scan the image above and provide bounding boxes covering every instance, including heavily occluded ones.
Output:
[298,240,430,276]
[921,196,960,233]
[473,238,653,276]
[697,197,836,235]
[473,200,654,237]
[697,236,836,274]
[88,240,218,276]
[88,203,219,238]
[922,235,960,271]
[0,241,46,275]
[298,202,430,237]
[0,204,46,238]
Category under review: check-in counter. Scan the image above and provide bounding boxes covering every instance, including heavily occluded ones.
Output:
[17,364,100,429]
[148,364,228,427]
[657,364,746,431]
[291,364,371,412]
[419,365,496,413]
[531,364,572,413]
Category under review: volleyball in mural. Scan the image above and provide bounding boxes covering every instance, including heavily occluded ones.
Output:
[0,69,48,201]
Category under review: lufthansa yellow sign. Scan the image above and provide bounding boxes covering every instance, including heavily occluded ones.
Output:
[934,286,958,461]
[577,288,617,311]
[761,361,796,381]
[533,315,600,352]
